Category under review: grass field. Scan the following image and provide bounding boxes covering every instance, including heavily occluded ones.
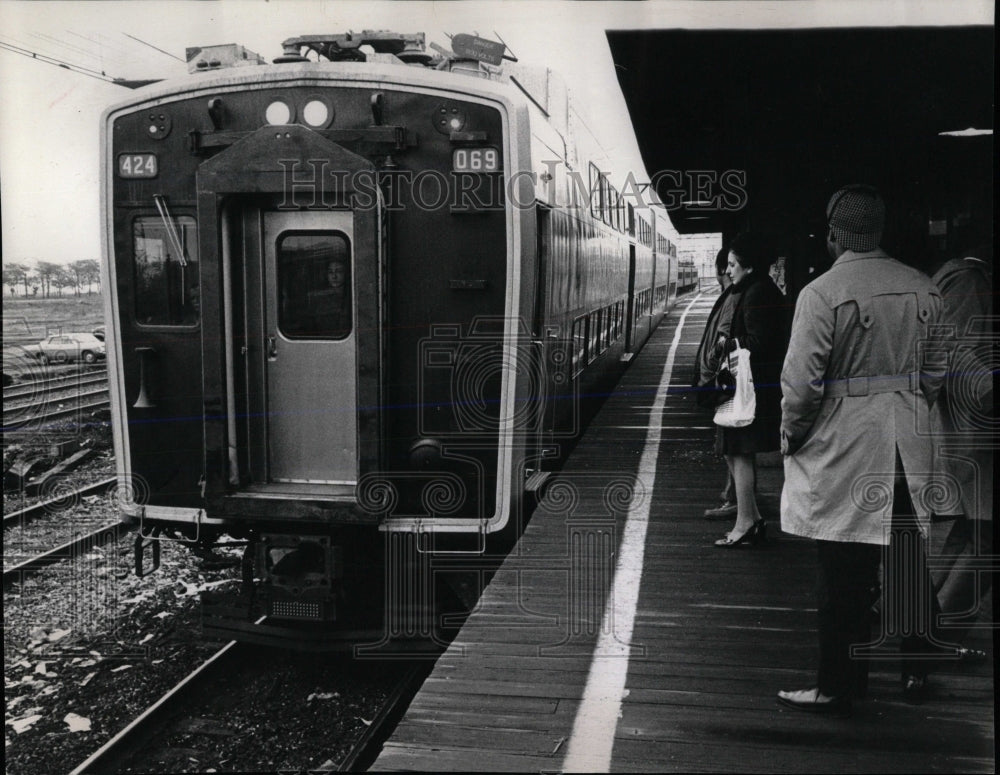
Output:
[2,295,106,349]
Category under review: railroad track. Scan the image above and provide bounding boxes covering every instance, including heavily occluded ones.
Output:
[3,476,117,529]
[3,521,130,588]
[3,361,110,431]
[68,638,427,774]
[3,390,111,430]
[4,368,108,404]
[3,475,122,587]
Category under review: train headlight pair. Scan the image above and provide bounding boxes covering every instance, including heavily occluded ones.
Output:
[265,98,332,128]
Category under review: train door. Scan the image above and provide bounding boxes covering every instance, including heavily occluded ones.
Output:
[262,210,357,485]
[625,243,638,351]
[196,126,378,501]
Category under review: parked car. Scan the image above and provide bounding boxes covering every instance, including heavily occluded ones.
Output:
[92,326,106,342]
[27,333,107,364]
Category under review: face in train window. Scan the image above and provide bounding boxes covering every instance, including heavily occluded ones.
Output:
[277,232,353,340]
[132,216,199,326]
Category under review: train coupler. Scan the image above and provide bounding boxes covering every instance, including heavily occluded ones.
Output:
[134,526,162,578]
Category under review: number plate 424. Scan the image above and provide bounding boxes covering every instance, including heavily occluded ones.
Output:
[118,153,158,178]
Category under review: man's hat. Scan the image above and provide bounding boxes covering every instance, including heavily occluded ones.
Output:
[826,184,885,252]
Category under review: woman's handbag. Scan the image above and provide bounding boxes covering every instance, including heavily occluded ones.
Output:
[713,339,756,428]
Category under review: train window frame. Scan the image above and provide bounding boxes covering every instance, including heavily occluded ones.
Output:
[130,213,201,330]
[275,230,353,342]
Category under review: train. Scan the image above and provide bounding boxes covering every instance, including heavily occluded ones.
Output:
[100,30,692,647]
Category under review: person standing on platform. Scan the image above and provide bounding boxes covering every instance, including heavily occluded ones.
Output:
[931,245,994,652]
[692,246,738,519]
[777,185,946,716]
[712,232,789,547]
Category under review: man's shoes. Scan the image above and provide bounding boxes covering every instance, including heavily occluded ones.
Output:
[902,674,927,704]
[704,501,738,519]
[776,688,852,717]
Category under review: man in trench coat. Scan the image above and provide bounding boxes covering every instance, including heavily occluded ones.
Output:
[776,185,947,715]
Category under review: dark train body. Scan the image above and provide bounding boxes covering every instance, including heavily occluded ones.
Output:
[101,32,690,640]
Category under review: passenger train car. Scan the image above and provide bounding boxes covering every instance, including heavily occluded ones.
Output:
[101,31,689,643]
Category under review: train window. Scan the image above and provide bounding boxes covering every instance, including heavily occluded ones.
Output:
[588,310,600,362]
[589,164,601,221]
[571,316,586,376]
[277,232,352,340]
[600,306,611,353]
[132,216,200,327]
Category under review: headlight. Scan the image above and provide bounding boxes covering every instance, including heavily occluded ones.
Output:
[302,99,332,128]
[265,100,293,125]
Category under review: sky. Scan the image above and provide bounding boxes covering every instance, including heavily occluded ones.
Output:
[0,0,993,267]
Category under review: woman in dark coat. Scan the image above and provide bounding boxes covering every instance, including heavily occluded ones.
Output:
[713,232,790,546]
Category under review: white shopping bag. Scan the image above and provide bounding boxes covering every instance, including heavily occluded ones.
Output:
[713,340,755,428]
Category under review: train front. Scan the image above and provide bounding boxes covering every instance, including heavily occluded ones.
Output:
[100,33,541,640]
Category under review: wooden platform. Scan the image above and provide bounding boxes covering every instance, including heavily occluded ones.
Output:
[372,292,995,773]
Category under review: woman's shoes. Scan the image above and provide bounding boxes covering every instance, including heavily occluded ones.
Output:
[715,519,766,547]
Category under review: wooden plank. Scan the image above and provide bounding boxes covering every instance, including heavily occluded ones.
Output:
[387,720,572,756]
[373,743,564,772]
[408,692,564,715]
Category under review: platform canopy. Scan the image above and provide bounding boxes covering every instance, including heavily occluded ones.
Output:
[609,25,993,262]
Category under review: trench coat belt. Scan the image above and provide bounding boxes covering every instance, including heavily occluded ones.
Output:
[823,372,921,398]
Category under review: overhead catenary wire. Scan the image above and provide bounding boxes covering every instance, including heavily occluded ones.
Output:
[123,33,184,63]
[29,31,107,65]
[66,30,136,69]
[0,38,124,84]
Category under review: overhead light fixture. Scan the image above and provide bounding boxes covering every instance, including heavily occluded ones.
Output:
[938,127,992,137]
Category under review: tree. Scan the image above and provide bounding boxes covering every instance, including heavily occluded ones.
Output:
[75,259,101,294]
[69,260,84,296]
[52,266,77,297]
[35,261,62,298]
[3,262,31,296]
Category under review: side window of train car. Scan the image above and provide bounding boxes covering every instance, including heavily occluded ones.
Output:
[588,309,600,362]
[277,232,353,341]
[571,315,586,376]
[600,305,611,353]
[132,216,200,327]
